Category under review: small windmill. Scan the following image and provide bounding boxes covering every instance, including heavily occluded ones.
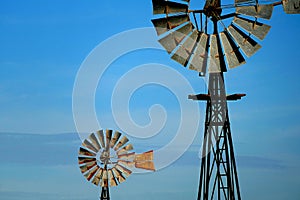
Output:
[151,0,299,199]
[78,129,155,200]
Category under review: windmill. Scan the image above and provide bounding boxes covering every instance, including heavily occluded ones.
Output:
[151,0,299,199]
[78,129,155,200]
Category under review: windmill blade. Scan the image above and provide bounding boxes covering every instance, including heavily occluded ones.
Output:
[228,24,261,58]
[100,169,109,187]
[116,144,134,155]
[220,31,246,69]
[105,130,112,149]
[135,161,156,171]
[108,169,118,187]
[96,130,105,148]
[84,166,100,181]
[80,161,97,173]
[82,139,98,153]
[171,30,199,66]
[134,150,154,162]
[208,34,226,73]
[88,133,101,152]
[78,157,96,165]
[114,136,129,151]
[79,147,96,157]
[118,160,135,168]
[92,168,103,186]
[152,0,188,15]
[236,4,273,19]
[189,33,209,75]
[115,164,132,177]
[159,22,194,54]
[233,16,271,40]
[110,131,121,148]
[283,0,300,14]
[112,167,126,183]
[151,14,190,35]
[118,152,136,161]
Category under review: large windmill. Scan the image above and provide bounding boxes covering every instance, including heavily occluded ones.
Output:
[78,129,155,200]
[151,0,299,199]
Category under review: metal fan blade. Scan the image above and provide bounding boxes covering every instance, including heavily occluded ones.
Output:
[171,30,198,66]
[283,0,300,14]
[118,160,135,168]
[84,166,99,181]
[151,14,189,35]
[105,130,112,149]
[228,24,261,58]
[88,133,101,152]
[82,139,98,153]
[114,136,129,151]
[233,16,271,40]
[115,164,132,177]
[158,22,194,54]
[108,169,118,187]
[101,169,109,187]
[92,168,103,186]
[96,130,105,148]
[78,157,96,165]
[134,150,154,162]
[110,131,121,148]
[112,167,126,183]
[116,144,134,155]
[236,4,273,19]
[135,161,156,171]
[208,34,226,73]
[189,33,209,75]
[79,147,96,157]
[235,0,250,3]
[118,152,136,160]
[220,31,246,69]
[80,160,97,173]
[152,0,188,15]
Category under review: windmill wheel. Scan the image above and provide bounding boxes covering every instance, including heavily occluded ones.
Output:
[78,129,155,188]
[151,0,276,76]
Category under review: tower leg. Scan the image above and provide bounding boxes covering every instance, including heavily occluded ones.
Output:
[197,73,241,200]
[101,186,110,200]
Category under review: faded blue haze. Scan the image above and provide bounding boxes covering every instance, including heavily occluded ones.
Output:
[0,0,300,200]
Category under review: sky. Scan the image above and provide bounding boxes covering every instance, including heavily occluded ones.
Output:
[0,0,300,199]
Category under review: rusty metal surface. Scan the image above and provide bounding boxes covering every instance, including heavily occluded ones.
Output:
[236,4,273,19]
[92,168,103,186]
[84,165,100,181]
[220,31,246,69]
[82,139,98,153]
[115,164,132,177]
[117,144,134,155]
[114,136,129,151]
[134,150,154,161]
[78,157,96,165]
[79,147,96,157]
[96,130,105,148]
[100,169,108,187]
[158,22,194,53]
[283,0,300,13]
[135,161,156,171]
[151,14,189,35]
[89,133,101,151]
[112,167,126,183]
[233,16,271,40]
[105,130,112,146]
[228,24,261,57]
[118,152,136,160]
[152,0,188,15]
[108,169,118,187]
[208,34,225,73]
[109,131,121,148]
[171,30,198,66]
[189,33,209,75]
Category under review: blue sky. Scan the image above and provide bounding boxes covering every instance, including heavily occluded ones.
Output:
[0,0,300,199]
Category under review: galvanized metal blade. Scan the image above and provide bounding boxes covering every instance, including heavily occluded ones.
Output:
[151,14,190,35]
[96,130,105,148]
[79,147,96,157]
[110,131,121,148]
[114,136,129,151]
[283,0,300,14]
[220,31,246,69]
[236,4,273,19]
[227,24,261,57]
[233,16,271,40]
[171,30,198,66]
[152,0,188,15]
[84,165,100,181]
[92,168,103,186]
[208,34,226,73]
[135,161,156,171]
[158,22,194,54]
[82,139,98,153]
[189,32,209,75]
[115,164,132,177]
[78,157,96,165]
[88,133,101,152]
